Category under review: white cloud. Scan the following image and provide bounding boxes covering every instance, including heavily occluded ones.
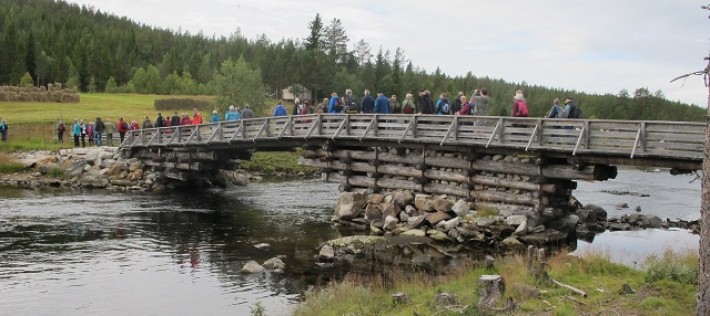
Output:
[68,0,709,107]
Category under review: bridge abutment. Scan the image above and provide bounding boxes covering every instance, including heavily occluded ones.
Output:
[301,145,617,244]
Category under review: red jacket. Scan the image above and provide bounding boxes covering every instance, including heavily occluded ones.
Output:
[117,120,128,132]
[192,113,203,125]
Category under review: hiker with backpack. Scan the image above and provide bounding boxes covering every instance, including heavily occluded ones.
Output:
[328,93,343,114]
[511,90,529,117]
[547,98,568,118]
[343,89,359,114]
[117,117,128,143]
[401,94,416,114]
[565,97,582,119]
[435,93,451,115]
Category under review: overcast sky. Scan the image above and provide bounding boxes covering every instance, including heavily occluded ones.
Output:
[67,0,709,107]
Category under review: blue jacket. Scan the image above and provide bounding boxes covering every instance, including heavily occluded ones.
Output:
[210,114,220,123]
[225,111,241,121]
[361,95,375,113]
[374,95,390,114]
[273,104,288,117]
[328,96,340,113]
[72,123,81,136]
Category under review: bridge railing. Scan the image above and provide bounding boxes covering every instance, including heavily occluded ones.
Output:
[121,114,705,160]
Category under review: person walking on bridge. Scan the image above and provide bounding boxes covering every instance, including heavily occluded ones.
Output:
[374,93,390,114]
[242,104,254,119]
[273,101,288,117]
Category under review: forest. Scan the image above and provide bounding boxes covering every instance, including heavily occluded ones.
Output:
[0,0,705,120]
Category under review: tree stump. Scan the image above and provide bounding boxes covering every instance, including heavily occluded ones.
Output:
[434,292,459,307]
[478,274,505,308]
[392,292,410,305]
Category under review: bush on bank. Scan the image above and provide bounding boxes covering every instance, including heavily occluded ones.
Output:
[293,249,698,316]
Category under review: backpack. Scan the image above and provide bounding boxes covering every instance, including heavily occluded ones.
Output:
[441,103,449,114]
[515,100,529,117]
[343,95,358,113]
[58,123,65,132]
[122,122,128,130]
[403,103,414,114]
[568,104,581,118]
[556,105,568,118]
[334,98,344,112]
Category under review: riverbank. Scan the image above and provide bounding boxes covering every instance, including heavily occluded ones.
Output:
[295,248,698,315]
[0,148,317,191]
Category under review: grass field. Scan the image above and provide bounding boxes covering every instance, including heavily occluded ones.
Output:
[0,93,216,150]
[0,93,216,125]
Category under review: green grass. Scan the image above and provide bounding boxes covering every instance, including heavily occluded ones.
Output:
[239,150,316,175]
[293,249,699,316]
[0,93,215,125]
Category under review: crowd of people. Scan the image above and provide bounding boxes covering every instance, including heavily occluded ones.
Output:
[4,90,582,147]
[58,105,261,147]
[271,88,581,119]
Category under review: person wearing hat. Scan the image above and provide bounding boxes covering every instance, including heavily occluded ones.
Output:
[511,90,529,117]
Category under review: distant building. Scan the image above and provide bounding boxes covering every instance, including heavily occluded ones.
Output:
[282,85,311,101]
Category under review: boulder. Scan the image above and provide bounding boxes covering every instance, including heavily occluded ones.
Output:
[546,214,579,232]
[451,199,469,218]
[383,215,399,231]
[425,211,453,225]
[262,257,285,273]
[401,229,426,237]
[505,215,527,227]
[407,215,426,229]
[379,201,399,218]
[369,193,385,204]
[414,194,433,211]
[333,192,367,221]
[364,203,382,221]
[318,245,335,261]
[430,198,452,212]
[427,229,449,241]
[241,261,265,274]
[584,204,608,221]
[391,190,414,207]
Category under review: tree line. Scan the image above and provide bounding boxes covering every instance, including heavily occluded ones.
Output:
[0,0,704,121]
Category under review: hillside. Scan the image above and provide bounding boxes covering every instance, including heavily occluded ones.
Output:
[0,0,704,121]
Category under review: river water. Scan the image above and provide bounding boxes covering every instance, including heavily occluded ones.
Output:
[0,169,701,315]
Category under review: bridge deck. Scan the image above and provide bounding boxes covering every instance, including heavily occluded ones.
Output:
[121,114,705,170]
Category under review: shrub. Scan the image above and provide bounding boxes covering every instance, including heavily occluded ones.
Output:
[645,249,698,284]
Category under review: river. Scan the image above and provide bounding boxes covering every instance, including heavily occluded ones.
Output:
[0,168,701,315]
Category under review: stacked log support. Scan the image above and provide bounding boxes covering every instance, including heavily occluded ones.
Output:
[129,147,251,182]
[301,145,617,244]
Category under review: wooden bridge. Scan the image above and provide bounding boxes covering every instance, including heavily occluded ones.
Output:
[121,114,704,170]
[120,114,705,243]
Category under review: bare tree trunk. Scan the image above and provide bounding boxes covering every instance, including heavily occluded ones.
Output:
[698,70,710,316]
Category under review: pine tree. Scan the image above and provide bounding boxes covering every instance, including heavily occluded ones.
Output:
[25,31,37,85]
